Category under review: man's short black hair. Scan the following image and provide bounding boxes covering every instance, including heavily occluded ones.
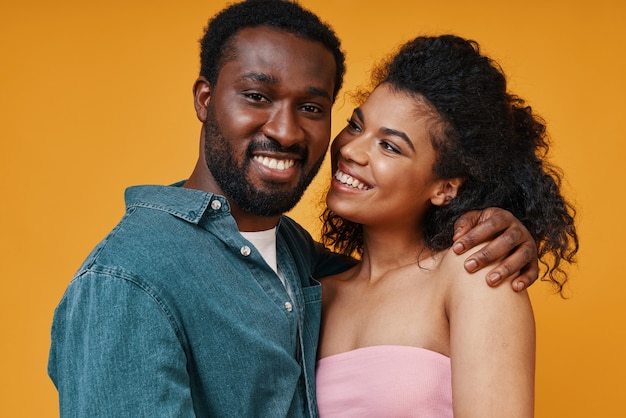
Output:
[200,0,345,102]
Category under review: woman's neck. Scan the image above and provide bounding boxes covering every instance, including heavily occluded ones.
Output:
[354,225,432,284]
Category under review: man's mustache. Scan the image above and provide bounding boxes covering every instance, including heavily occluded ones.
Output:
[247,137,308,161]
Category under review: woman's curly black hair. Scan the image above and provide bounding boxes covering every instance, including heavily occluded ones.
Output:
[322,35,578,293]
[199,0,345,102]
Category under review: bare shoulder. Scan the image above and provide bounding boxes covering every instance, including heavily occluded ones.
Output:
[444,241,535,417]
[436,242,492,287]
[438,241,492,272]
[437,242,531,309]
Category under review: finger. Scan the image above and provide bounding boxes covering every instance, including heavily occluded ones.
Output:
[480,242,535,285]
[454,217,498,254]
[452,210,482,243]
[511,260,539,292]
[487,270,520,288]
[512,277,529,292]
[454,212,520,256]
[461,227,523,273]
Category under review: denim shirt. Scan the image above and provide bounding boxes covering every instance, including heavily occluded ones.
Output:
[48,183,352,417]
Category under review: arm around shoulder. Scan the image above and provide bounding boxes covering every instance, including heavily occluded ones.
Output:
[453,208,539,291]
[49,270,194,417]
[443,246,535,418]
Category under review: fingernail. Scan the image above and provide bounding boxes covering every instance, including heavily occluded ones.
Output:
[464,259,478,272]
[453,242,464,253]
[487,272,501,284]
[516,281,525,291]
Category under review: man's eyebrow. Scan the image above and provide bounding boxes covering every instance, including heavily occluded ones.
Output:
[240,72,278,84]
[354,107,415,151]
[307,86,332,101]
[240,72,332,101]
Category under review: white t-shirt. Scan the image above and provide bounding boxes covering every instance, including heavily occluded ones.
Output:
[240,228,292,302]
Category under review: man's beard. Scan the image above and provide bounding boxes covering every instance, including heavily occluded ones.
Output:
[203,109,325,217]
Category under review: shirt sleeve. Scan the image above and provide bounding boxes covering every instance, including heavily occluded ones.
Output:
[311,240,357,279]
[277,215,356,280]
[48,270,195,418]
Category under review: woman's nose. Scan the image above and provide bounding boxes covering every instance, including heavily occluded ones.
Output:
[337,133,368,165]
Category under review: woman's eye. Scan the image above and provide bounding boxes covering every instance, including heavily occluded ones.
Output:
[380,140,401,154]
[346,119,361,132]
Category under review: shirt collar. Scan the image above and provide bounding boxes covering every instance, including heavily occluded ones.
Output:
[124,181,230,225]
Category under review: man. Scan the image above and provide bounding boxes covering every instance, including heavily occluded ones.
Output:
[48,0,538,416]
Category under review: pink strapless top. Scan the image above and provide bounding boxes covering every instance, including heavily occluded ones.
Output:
[316,345,452,417]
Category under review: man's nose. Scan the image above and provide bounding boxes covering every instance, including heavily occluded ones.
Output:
[262,106,305,148]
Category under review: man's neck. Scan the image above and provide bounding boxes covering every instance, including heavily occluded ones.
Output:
[229,205,281,232]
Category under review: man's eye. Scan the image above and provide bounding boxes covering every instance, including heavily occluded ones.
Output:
[301,104,322,113]
[245,93,268,102]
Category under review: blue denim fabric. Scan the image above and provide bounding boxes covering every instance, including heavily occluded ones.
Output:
[48,182,352,417]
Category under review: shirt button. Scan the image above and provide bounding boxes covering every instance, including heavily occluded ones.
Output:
[211,200,222,210]
[240,246,251,257]
[284,302,293,312]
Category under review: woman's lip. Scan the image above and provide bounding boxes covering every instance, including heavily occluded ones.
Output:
[333,168,372,190]
[336,162,371,186]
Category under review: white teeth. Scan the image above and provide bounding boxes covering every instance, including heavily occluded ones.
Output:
[253,156,295,171]
[334,170,370,190]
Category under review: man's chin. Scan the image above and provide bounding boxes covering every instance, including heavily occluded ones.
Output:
[238,190,303,217]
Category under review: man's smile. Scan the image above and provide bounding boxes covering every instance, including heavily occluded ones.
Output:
[253,155,296,171]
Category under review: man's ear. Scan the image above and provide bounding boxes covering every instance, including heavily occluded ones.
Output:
[193,77,211,122]
[431,178,463,206]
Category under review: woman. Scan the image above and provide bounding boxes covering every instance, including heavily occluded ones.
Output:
[316,35,578,417]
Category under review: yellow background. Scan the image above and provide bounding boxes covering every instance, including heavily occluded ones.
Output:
[1,0,624,416]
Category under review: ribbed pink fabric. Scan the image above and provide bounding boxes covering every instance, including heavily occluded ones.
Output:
[316,345,452,417]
